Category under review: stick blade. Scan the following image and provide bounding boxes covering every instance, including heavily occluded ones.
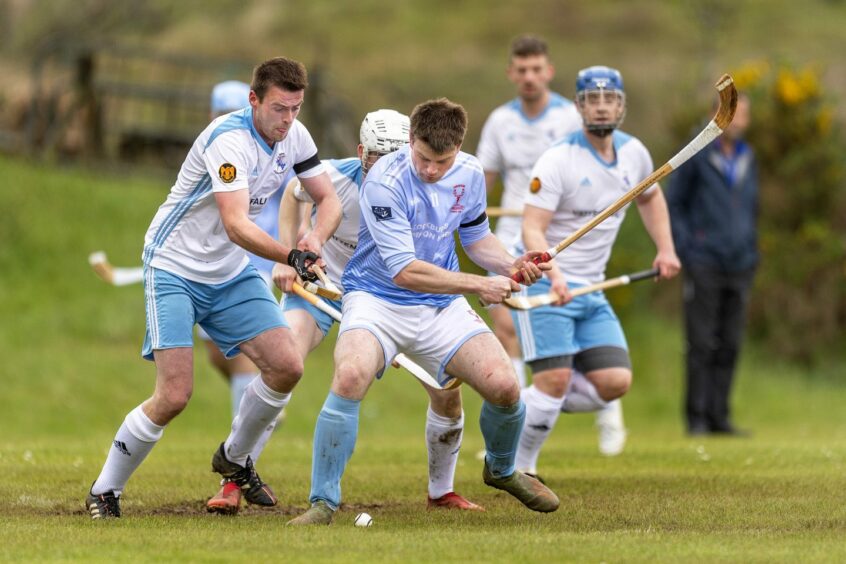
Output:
[714,74,738,130]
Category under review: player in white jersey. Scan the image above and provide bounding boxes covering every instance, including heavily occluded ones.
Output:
[513,66,680,477]
[207,109,483,514]
[85,57,342,519]
[476,35,581,390]
[288,99,559,526]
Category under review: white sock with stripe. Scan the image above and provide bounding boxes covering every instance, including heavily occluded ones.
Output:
[91,405,165,495]
[515,385,563,474]
[561,370,608,413]
[224,377,290,465]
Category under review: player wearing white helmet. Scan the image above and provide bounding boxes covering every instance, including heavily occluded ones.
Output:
[512,66,680,476]
[207,109,484,514]
[476,35,581,390]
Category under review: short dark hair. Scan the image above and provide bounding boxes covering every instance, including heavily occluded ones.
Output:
[251,57,308,100]
[410,98,467,153]
[510,34,549,60]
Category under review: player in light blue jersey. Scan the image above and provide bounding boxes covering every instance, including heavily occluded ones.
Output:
[477,34,582,390]
[289,98,560,526]
[513,66,681,477]
[207,109,483,514]
[85,58,342,519]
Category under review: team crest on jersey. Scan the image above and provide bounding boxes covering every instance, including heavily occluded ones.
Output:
[274,152,288,174]
[371,206,393,221]
[530,177,542,193]
[219,163,236,183]
[450,185,466,212]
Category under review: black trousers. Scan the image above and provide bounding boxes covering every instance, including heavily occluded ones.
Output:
[682,266,755,431]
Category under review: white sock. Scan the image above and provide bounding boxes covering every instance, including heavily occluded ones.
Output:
[425,406,464,499]
[511,357,527,389]
[230,372,257,419]
[224,377,290,465]
[516,385,563,474]
[561,370,608,413]
[248,417,278,464]
[91,405,165,495]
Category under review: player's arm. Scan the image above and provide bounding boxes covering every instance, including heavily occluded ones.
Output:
[215,188,293,263]
[462,232,548,283]
[297,171,341,255]
[484,171,500,194]
[635,186,681,280]
[273,177,311,292]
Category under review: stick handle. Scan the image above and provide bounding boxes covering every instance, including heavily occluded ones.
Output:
[291,283,342,322]
[510,250,555,283]
[569,267,660,297]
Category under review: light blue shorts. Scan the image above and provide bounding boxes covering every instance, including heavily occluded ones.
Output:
[281,292,341,336]
[511,278,628,362]
[142,265,287,360]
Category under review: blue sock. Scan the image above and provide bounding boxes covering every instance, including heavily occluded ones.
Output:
[308,391,361,509]
[480,400,526,478]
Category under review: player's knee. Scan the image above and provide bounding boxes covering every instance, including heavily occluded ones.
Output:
[489,374,521,406]
[263,355,304,390]
[155,385,193,418]
[332,364,371,399]
[596,370,631,401]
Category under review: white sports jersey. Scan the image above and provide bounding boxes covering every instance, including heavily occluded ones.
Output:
[293,157,363,290]
[343,145,490,307]
[477,93,581,249]
[143,108,324,283]
[527,129,655,284]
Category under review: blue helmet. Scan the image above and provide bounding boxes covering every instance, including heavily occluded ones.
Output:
[576,66,624,94]
[575,66,626,136]
[210,80,251,116]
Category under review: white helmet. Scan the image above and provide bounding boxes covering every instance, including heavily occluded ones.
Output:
[360,109,410,170]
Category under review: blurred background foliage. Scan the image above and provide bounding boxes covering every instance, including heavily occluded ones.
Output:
[1,0,845,364]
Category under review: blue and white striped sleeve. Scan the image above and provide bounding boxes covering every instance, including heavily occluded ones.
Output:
[358,179,417,277]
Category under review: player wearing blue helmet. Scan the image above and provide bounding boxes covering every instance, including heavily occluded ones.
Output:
[513,66,680,476]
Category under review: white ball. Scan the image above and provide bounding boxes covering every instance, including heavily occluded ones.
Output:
[354,512,373,527]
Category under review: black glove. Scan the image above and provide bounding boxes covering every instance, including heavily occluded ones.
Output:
[286,249,319,282]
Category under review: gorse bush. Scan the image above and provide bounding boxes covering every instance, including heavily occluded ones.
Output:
[674,61,846,363]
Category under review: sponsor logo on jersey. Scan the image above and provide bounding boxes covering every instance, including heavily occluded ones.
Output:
[250,197,268,206]
[450,184,466,213]
[219,163,237,183]
[371,206,393,221]
[530,177,542,193]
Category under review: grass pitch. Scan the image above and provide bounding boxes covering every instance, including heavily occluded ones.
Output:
[1,156,844,562]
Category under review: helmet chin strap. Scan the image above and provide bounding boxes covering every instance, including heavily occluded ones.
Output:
[586,125,615,138]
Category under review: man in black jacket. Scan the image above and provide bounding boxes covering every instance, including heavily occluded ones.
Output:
[667,94,757,435]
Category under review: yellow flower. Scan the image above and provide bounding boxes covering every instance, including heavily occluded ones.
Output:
[732,60,770,90]
[776,69,804,106]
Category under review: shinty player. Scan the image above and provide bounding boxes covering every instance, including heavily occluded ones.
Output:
[288,98,558,526]
[206,109,483,513]
[476,35,581,390]
[85,57,342,519]
[513,66,680,478]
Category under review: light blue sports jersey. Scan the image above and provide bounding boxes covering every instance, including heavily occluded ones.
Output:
[342,145,490,307]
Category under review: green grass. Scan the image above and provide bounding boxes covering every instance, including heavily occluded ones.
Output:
[1,155,845,562]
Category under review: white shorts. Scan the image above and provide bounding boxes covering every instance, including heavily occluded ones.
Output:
[339,291,491,387]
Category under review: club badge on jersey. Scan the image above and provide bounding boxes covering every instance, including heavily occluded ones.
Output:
[219,163,236,183]
[450,185,466,212]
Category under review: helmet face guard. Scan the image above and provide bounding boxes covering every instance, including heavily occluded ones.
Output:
[360,109,410,173]
[576,66,626,137]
